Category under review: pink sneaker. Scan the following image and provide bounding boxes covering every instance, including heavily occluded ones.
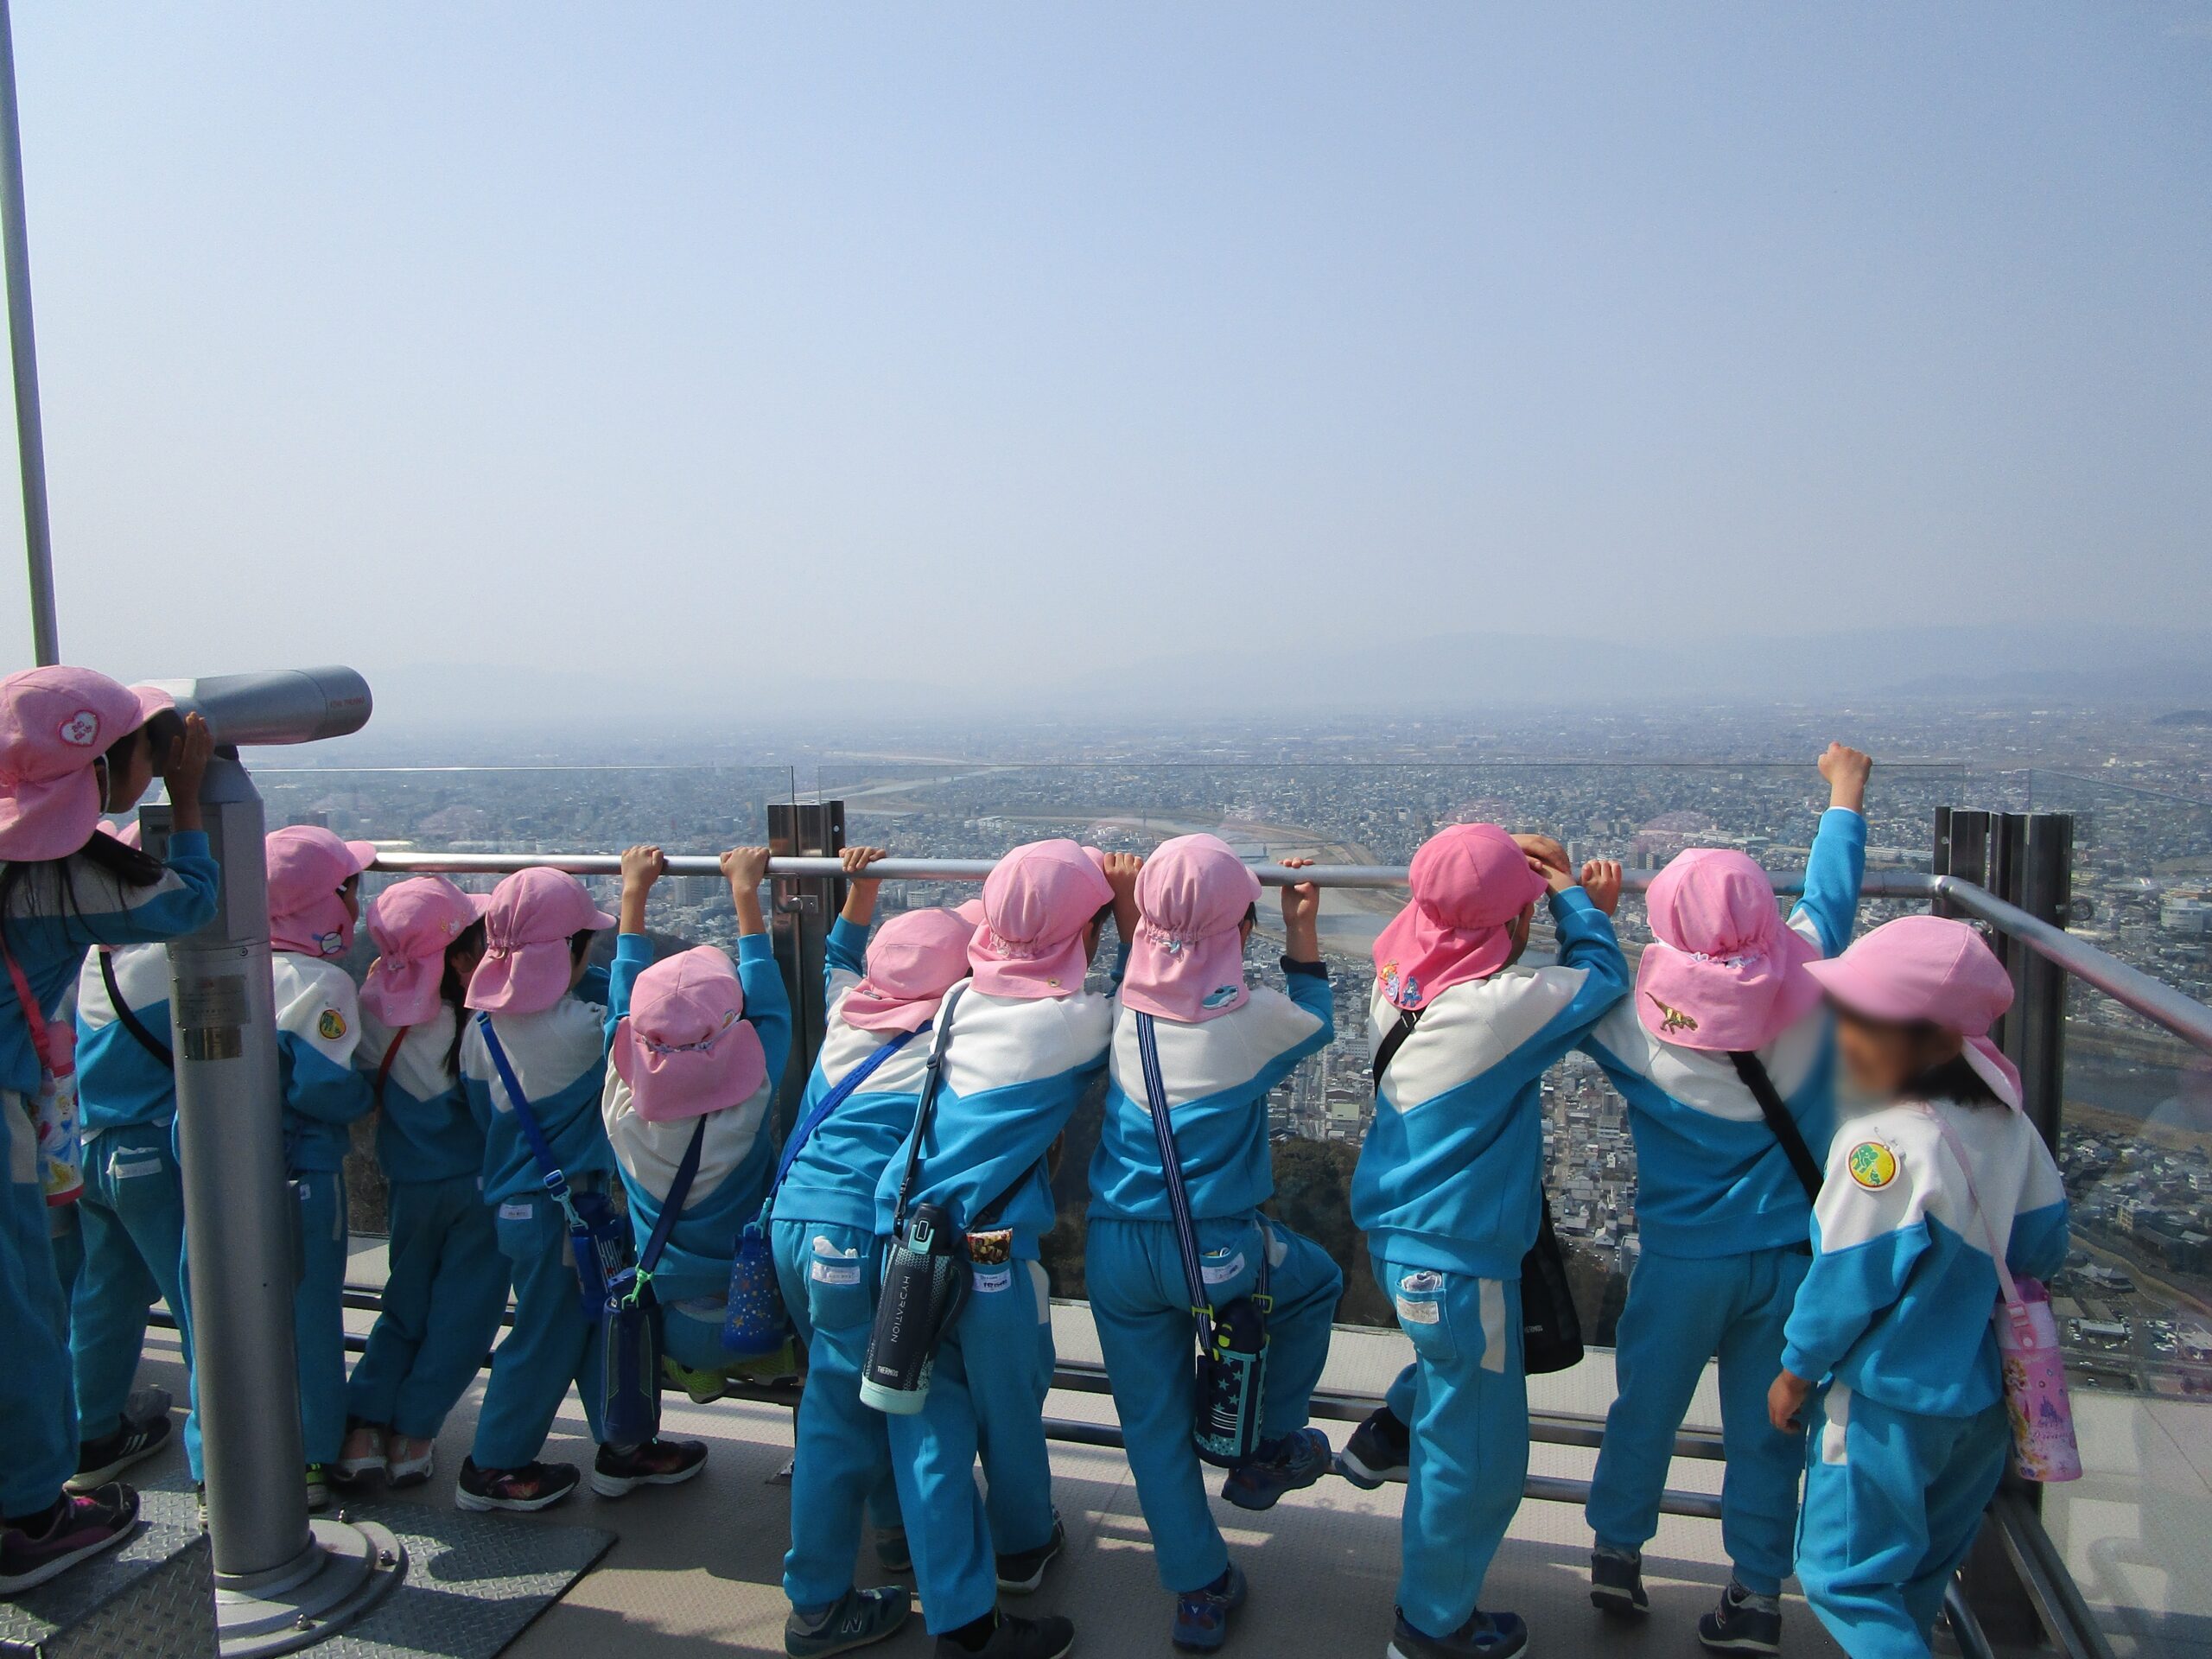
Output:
[0,1484,140,1595]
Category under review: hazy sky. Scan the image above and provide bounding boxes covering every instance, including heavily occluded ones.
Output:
[2,4,2208,704]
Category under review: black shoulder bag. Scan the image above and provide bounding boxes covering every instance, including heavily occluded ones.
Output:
[599,1116,707,1448]
[1726,1051,1825,1205]
[1374,1003,1586,1376]
[99,950,174,1068]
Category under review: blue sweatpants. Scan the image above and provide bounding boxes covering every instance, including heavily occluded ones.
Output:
[294,1170,351,1466]
[1586,1244,1810,1596]
[1375,1256,1528,1641]
[881,1247,1064,1635]
[472,1193,606,1470]
[70,1128,197,1474]
[1088,1214,1343,1593]
[2,1096,75,1517]
[347,1175,512,1440]
[1796,1387,2009,1659]
[51,1202,81,1307]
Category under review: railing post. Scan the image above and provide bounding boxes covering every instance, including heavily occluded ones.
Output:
[767,798,844,1122]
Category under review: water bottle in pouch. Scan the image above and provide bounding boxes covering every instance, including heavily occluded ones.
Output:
[861,1202,969,1414]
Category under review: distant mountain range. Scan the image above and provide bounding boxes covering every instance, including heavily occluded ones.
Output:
[356,623,2212,734]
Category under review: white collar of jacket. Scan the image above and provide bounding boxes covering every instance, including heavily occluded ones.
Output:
[459,996,605,1112]
[601,1067,770,1211]
[817,977,939,1096]
[1369,965,1590,1112]
[1108,987,1322,1112]
[938,984,1114,1098]
[271,952,363,1067]
[1815,1097,2063,1255]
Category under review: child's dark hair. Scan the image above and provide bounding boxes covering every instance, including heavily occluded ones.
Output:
[0,830,172,960]
[1905,1042,2005,1109]
[439,919,487,1079]
[570,929,595,963]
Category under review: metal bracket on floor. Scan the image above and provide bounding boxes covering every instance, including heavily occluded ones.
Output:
[213,1516,407,1659]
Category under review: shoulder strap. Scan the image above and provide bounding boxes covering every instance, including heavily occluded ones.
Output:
[760,1020,924,1220]
[1371,1007,1421,1086]
[1726,1049,1825,1203]
[372,1028,409,1109]
[2,940,69,1080]
[99,949,174,1069]
[636,1116,709,1282]
[1137,1011,1219,1344]
[475,1012,578,1216]
[887,984,965,1234]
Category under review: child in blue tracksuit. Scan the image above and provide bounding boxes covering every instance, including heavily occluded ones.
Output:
[1774,917,2069,1659]
[0,670,216,1594]
[870,837,1136,1659]
[338,875,511,1491]
[601,845,787,1451]
[1344,824,1630,1659]
[1579,745,1872,1649]
[771,847,972,1657]
[262,825,382,1509]
[1086,836,1343,1652]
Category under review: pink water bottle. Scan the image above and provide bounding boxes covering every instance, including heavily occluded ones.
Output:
[1998,1276,2082,1483]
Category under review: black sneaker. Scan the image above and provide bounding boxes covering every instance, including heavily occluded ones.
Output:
[591,1437,708,1498]
[455,1457,582,1512]
[1387,1606,1529,1659]
[1590,1545,1649,1617]
[932,1611,1076,1659]
[995,1514,1065,1594]
[1697,1581,1782,1656]
[0,1484,140,1594]
[1337,1405,1411,1490]
[69,1415,174,1492]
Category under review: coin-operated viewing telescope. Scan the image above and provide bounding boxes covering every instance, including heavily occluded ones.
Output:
[141,665,372,748]
[138,665,405,1653]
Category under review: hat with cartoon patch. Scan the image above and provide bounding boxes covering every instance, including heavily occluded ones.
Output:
[1636,849,1823,1052]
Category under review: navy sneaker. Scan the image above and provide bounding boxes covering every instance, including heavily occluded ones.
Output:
[1590,1545,1649,1618]
[0,1485,140,1595]
[1387,1606,1529,1659]
[591,1437,708,1497]
[1173,1562,1248,1652]
[996,1514,1065,1593]
[70,1415,173,1492]
[931,1611,1075,1659]
[455,1457,582,1512]
[1697,1581,1782,1656]
[785,1585,910,1657]
[1336,1407,1410,1490]
[1223,1427,1330,1511]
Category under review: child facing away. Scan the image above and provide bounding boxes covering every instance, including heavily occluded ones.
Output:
[1772,917,2068,1659]
[601,845,790,1424]
[262,825,382,1511]
[338,875,509,1491]
[868,837,1138,1659]
[1578,744,1871,1652]
[772,846,975,1658]
[1341,824,1630,1659]
[1085,836,1343,1652]
[0,669,215,1595]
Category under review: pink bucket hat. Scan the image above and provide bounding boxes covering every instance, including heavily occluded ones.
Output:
[266,825,378,957]
[1805,915,2022,1105]
[360,876,494,1026]
[1373,823,1548,1011]
[1122,834,1262,1024]
[467,868,617,1014]
[969,839,1114,1000]
[0,667,173,861]
[843,907,976,1033]
[1636,849,1823,1052]
[611,946,767,1122]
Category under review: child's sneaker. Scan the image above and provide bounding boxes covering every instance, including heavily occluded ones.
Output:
[334,1424,387,1486]
[591,1437,708,1497]
[69,1414,173,1491]
[386,1435,435,1490]
[931,1611,1074,1659]
[1336,1406,1410,1490]
[874,1527,912,1573]
[0,1484,141,1594]
[995,1514,1065,1594]
[304,1465,333,1512]
[661,1355,728,1404]
[1387,1606,1529,1659]
[1697,1581,1782,1656]
[455,1458,582,1512]
[1590,1544,1649,1617]
[1223,1427,1330,1511]
[1173,1562,1247,1653]
[785,1584,911,1657]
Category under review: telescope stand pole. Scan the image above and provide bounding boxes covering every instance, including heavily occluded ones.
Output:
[168,752,404,1656]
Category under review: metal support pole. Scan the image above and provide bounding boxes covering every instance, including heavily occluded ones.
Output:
[1999,813,2073,1154]
[162,756,403,1656]
[0,0,58,663]
[766,799,844,1120]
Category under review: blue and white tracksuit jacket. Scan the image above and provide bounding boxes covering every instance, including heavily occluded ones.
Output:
[869,973,1116,1635]
[1580,806,1866,1592]
[0,835,216,1515]
[270,950,376,1467]
[346,1001,512,1441]
[602,932,791,1359]
[1351,887,1630,1640]
[1086,962,1341,1593]
[460,977,614,1466]
[1784,1096,2068,1659]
